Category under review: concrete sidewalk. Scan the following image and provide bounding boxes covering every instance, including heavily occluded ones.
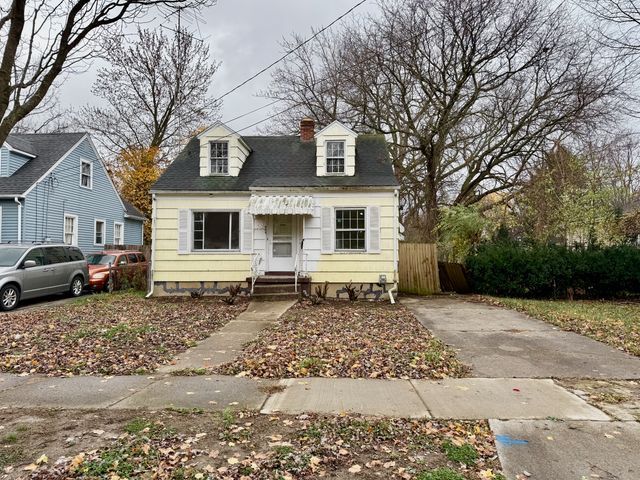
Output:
[491,419,640,479]
[158,299,295,372]
[0,373,609,421]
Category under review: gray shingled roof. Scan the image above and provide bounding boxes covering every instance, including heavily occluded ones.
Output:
[0,132,86,196]
[4,134,36,155]
[152,134,398,192]
[122,199,146,220]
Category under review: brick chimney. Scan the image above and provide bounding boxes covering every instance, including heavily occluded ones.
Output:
[300,118,315,142]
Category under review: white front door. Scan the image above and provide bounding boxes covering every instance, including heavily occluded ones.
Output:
[268,215,297,272]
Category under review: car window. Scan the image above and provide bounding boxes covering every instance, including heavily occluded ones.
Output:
[87,254,116,265]
[66,247,84,262]
[127,253,138,263]
[45,246,69,264]
[23,247,45,266]
[117,255,128,266]
[138,253,146,262]
[0,248,28,267]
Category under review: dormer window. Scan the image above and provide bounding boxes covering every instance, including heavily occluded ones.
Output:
[326,141,345,174]
[210,141,228,174]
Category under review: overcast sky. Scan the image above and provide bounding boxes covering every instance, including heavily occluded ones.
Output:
[58,0,380,134]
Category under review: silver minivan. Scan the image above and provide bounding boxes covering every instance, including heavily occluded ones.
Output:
[0,244,89,311]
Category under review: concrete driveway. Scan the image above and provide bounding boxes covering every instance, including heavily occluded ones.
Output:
[491,419,640,479]
[403,295,640,478]
[402,296,640,379]
[9,291,89,313]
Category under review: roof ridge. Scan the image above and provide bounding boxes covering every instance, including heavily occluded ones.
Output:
[9,131,87,137]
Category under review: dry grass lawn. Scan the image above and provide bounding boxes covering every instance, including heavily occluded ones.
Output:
[0,292,246,376]
[0,408,503,479]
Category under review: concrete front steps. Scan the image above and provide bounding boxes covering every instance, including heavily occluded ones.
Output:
[246,272,310,297]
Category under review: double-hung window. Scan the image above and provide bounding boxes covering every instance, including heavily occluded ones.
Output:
[326,140,345,174]
[210,141,229,174]
[114,222,124,245]
[94,220,105,245]
[80,160,92,188]
[193,211,239,251]
[64,214,78,246]
[335,208,366,251]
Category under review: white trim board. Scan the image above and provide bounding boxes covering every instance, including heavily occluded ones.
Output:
[22,134,89,197]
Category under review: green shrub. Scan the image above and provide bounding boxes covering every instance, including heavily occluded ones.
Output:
[466,241,640,298]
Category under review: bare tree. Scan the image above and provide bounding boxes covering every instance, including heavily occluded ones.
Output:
[266,0,628,240]
[12,94,71,133]
[79,26,220,163]
[582,0,640,52]
[0,0,213,146]
[582,132,640,209]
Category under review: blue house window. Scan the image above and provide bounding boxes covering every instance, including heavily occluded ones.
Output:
[94,219,105,245]
[80,160,92,189]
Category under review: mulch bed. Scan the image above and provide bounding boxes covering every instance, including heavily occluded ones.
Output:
[214,300,469,379]
[0,408,503,479]
[0,293,246,376]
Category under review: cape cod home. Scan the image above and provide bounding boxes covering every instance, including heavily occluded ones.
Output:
[150,119,400,298]
[0,132,145,253]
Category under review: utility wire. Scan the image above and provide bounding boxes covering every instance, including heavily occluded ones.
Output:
[212,0,368,103]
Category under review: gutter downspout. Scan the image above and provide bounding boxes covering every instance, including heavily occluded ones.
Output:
[389,189,399,304]
[146,193,157,298]
[14,197,22,243]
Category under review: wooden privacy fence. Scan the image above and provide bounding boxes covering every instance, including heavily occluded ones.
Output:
[398,242,440,295]
[438,261,471,294]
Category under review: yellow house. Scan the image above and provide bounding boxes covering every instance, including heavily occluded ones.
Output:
[150,119,400,299]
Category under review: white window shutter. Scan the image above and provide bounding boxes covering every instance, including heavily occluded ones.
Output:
[368,205,381,253]
[321,206,334,253]
[177,209,190,254]
[241,208,253,253]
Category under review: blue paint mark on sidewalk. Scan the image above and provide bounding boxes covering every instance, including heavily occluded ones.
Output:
[496,434,529,446]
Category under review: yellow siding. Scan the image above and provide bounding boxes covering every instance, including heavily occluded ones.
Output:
[152,190,398,286]
[310,193,396,284]
[153,194,252,282]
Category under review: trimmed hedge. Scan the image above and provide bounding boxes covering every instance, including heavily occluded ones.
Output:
[465,242,640,298]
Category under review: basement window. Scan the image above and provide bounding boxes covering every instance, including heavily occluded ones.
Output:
[193,211,239,251]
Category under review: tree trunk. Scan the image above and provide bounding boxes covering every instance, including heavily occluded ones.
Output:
[424,171,439,243]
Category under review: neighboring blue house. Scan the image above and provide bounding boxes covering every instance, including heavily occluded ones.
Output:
[0,132,145,254]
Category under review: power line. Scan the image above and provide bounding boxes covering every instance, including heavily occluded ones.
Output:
[212,0,368,103]
[224,99,282,124]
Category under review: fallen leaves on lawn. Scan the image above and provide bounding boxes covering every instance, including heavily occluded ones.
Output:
[214,300,469,379]
[0,293,246,376]
[26,411,502,479]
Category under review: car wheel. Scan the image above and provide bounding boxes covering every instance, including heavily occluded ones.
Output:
[70,275,84,297]
[0,284,20,311]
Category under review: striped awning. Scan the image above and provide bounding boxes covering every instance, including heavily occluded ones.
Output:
[248,195,315,215]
